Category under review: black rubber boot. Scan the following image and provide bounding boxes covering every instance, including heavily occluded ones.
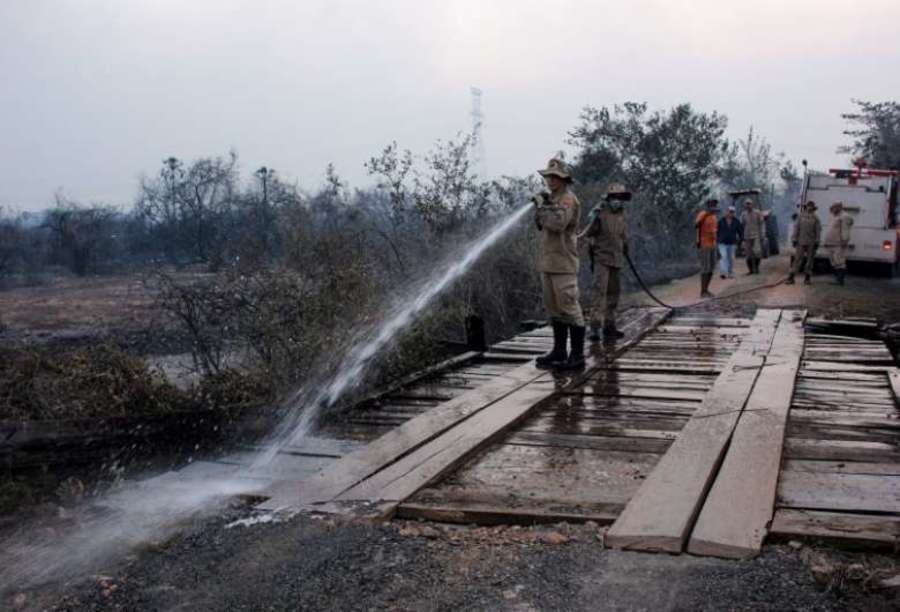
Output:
[589,324,601,343]
[536,321,568,369]
[804,275,811,285]
[755,258,762,274]
[700,273,714,298]
[785,273,795,285]
[603,323,625,340]
[557,325,586,370]
[746,258,754,275]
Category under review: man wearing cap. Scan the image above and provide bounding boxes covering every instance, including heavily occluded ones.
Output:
[695,199,719,298]
[585,183,631,341]
[533,158,586,370]
[787,201,822,285]
[824,201,853,285]
[717,205,742,279]
[740,199,766,274]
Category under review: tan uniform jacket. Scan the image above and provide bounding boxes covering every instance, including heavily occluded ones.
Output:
[824,212,853,246]
[741,209,765,240]
[791,212,822,246]
[535,189,580,274]
[586,208,628,268]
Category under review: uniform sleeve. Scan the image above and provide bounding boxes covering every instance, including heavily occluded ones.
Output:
[537,194,576,233]
[815,218,822,242]
[841,216,853,242]
[790,218,799,243]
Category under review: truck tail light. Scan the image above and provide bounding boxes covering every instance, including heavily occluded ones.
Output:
[884,240,894,251]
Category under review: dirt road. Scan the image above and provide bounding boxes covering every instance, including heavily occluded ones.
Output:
[626,253,900,322]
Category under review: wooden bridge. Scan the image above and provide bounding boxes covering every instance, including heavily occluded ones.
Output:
[184,306,899,558]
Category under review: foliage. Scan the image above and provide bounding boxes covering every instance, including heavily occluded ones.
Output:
[840,99,900,170]
[568,101,729,265]
[0,345,192,421]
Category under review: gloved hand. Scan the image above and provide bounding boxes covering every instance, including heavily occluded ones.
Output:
[530,191,551,207]
[792,241,797,248]
[814,243,819,251]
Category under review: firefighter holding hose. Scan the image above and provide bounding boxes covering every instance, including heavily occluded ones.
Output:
[532,158,586,371]
[585,183,631,341]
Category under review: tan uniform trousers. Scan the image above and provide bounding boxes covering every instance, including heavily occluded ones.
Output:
[589,264,620,328]
[792,244,816,276]
[541,272,584,327]
[827,245,847,270]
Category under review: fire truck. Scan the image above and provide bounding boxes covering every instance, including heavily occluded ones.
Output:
[792,160,900,275]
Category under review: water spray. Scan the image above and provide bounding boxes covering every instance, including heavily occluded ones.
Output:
[253,202,532,467]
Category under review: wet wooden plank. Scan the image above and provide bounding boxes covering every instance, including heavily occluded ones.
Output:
[256,360,549,510]
[396,502,618,526]
[507,431,671,454]
[770,509,900,549]
[777,471,900,513]
[784,438,900,463]
[890,370,900,408]
[324,308,672,513]
[606,309,782,553]
[782,459,900,476]
[688,311,806,558]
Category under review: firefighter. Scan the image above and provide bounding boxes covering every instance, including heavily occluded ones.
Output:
[787,200,822,285]
[695,199,719,298]
[740,199,766,274]
[585,183,631,341]
[824,201,853,285]
[533,158,586,370]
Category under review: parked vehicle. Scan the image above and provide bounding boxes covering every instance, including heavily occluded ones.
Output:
[790,162,900,275]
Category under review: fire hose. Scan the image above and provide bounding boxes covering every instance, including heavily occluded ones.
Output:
[623,252,788,311]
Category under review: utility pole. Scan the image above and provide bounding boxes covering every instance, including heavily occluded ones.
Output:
[470,87,486,178]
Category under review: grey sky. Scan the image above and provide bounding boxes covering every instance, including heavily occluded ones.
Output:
[2,0,898,210]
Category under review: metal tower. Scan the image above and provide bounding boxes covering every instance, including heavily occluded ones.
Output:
[470,87,486,178]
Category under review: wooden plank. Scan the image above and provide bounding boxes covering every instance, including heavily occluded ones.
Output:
[784,438,900,463]
[769,509,900,549]
[330,308,671,513]
[256,361,548,509]
[605,309,782,553]
[687,310,806,559]
[890,370,900,409]
[259,307,669,510]
[777,471,900,514]
[507,431,672,454]
[783,459,900,476]
[396,502,617,526]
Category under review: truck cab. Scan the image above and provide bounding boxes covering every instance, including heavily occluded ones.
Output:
[792,163,900,275]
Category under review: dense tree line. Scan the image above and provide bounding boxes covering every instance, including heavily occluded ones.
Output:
[2,99,894,402]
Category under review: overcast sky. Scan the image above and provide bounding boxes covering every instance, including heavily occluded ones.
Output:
[2,0,898,210]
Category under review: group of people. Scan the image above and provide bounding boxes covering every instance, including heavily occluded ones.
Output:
[693,198,767,297]
[529,156,856,373]
[787,200,854,286]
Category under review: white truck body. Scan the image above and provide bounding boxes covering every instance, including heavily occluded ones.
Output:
[791,168,899,269]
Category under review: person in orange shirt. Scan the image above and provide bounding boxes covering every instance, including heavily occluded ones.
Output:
[695,199,719,298]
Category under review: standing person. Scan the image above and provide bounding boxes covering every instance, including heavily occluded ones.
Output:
[717,205,742,279]
[695,199,719,298]
[824,201,853,285]
[585,183,631,342]
[740,199,766,274]
[533,158,586,370]
[787,201,822,285]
